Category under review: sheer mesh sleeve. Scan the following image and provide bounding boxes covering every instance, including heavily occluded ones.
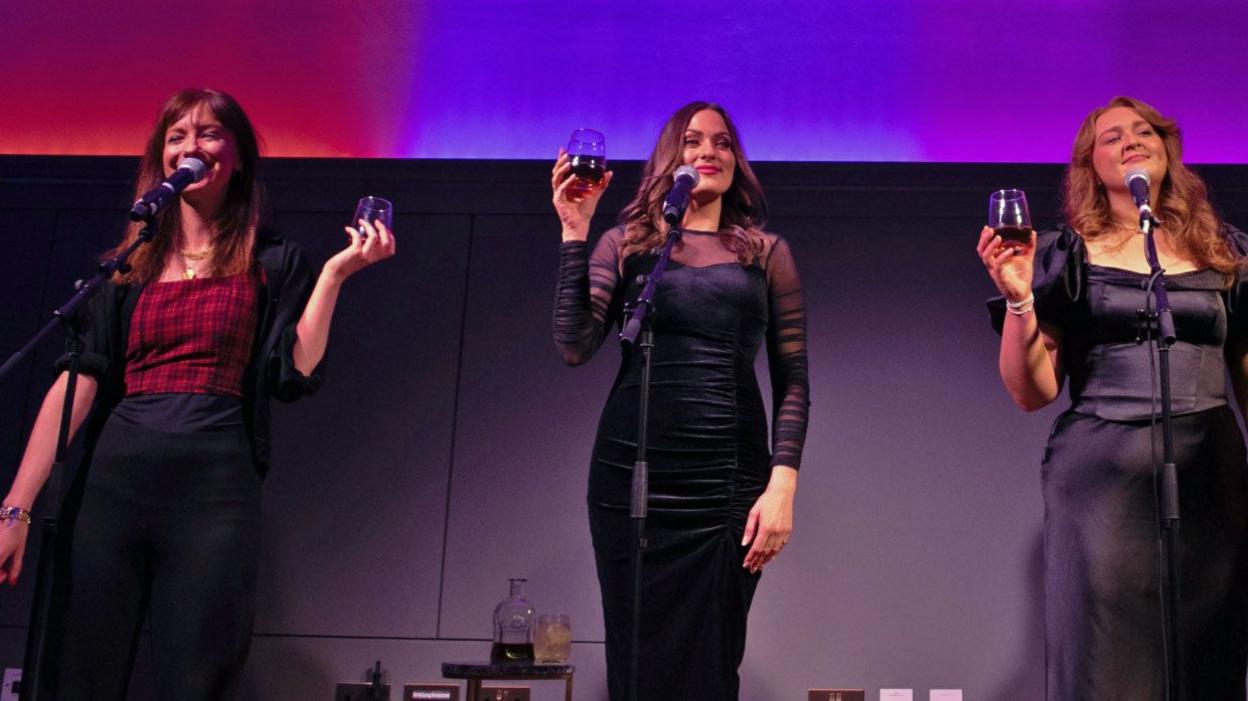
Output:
[764,235,810,469]
[553,228,625,366]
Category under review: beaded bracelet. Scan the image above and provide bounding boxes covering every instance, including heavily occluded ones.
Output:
[0,505,32,526]
[1006,293,1035,316]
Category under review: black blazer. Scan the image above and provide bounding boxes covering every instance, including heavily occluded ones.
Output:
[59,232,326,477]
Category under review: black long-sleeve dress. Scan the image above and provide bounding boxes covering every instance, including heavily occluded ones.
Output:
[990,226,1248,700]
[554,227,809,700]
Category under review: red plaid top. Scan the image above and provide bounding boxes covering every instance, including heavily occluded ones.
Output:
[124,271,260,397]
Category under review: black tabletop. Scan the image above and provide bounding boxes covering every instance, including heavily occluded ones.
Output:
[442,661,574,677]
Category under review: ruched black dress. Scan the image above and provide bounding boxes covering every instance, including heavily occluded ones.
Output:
[990,226,1248,700]
[554,227,809,700]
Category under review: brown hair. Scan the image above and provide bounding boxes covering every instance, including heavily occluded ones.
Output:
[618,102,768,264]
[111,88,263,284]
[1063,95,1235,274]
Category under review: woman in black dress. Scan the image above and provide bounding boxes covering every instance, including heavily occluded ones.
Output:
[0,88,395,699]
[551,102,809,699]
[977,95,1248,698]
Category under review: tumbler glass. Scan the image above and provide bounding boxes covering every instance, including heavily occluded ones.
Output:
[988,189,1032,245]
[533,613,572,663]
[565,129,606,198]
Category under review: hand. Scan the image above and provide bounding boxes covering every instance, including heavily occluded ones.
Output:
[325,218,397,282]
[0,521,29,586]
[742,466,796,574]
[551,148,613,242]
[976,225,1036,302]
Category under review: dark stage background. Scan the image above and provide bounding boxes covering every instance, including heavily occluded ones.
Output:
[1,157,1246,699]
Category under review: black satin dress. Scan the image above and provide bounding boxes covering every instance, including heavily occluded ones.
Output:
[554,227,809,701]
[991,226,1248,700]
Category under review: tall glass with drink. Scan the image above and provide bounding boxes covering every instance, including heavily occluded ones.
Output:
[565,129,606,198]
[533,613,572,663]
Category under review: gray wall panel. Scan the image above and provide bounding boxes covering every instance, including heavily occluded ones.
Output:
[1,157,1244,698]
[256,212,471,638]
[440,214,615,644]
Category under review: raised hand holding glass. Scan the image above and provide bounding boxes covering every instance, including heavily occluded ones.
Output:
[352,196,393,240]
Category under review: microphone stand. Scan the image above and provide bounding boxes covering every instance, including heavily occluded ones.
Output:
[1137,210,1182,700]
[1,221,156,700]
[618,225,681,701]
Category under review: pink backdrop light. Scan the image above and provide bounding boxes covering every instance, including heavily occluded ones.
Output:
[0,0,1244,162]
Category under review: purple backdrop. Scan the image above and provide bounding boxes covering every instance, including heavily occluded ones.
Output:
[1,1,1245,161]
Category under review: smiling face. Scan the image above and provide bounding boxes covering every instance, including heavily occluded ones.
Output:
[681,108,736,199]
[1091,106,1168,194]
[162,102,240,212]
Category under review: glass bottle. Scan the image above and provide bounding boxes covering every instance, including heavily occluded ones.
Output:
[490,578,534,663]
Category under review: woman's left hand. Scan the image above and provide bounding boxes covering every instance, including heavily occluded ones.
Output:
[325,218,397,282]
[742,466,797,573]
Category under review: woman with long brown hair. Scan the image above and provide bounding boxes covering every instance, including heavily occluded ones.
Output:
[977,96,1248,698]
[0,88,394,699]
[551,102,809,699]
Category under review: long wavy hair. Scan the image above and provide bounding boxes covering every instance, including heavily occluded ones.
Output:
[1063,95,1235,274]
[110,88,263,284]
[618,102,768,264]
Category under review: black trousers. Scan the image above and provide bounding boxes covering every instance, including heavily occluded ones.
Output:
[51,419,261,701]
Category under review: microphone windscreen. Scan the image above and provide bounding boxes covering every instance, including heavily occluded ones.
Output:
[1124,167,1150,188]
[179,157,208,182]
[673,164,700,186]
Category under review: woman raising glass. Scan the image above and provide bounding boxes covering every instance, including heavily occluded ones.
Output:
[977,96,1248,699]
[0,87,394,699]
[552,102,810,700]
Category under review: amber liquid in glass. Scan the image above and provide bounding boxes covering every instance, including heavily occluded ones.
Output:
[567,155,605,196]
[994,225,1033,245]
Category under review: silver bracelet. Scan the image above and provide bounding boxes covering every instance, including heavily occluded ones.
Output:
[1006,293,1035,316]
[1005,293,1035,310]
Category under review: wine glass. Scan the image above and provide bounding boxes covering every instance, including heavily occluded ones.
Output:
[988,189,1032,246]
[565,129,606,198]
[352,196,393,240]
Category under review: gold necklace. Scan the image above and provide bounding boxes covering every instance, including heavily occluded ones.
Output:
[180,247,214,261]
[178,252,210,280]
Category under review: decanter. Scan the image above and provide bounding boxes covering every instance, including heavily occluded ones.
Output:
[490,578,534,663]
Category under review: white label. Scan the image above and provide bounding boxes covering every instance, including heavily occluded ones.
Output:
[930,691,963,701]
[1,668,21,701]
[881,691,913,701]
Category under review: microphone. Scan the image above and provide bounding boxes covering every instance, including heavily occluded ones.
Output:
[129,157,208,221]
[662,165,701,225]
[1124,167,1153,219]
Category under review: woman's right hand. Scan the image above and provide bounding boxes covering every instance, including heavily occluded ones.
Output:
[552,148,613,242]
[0,520,29,586]
[977,226,1036,302]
